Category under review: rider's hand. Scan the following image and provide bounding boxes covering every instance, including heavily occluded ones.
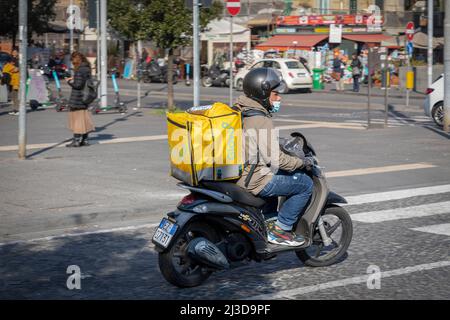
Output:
[301,156,315,170]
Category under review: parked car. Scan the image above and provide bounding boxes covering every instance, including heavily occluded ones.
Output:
[234,58,312,94]
[424,74,444,127]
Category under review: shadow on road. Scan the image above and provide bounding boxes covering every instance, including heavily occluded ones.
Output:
[0,229,314,299]
[27,138,72,159]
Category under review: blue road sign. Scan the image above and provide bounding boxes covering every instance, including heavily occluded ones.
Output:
[407,41,413,57]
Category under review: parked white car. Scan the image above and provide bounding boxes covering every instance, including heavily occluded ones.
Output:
[424,74,444,127]
[234,58,312,94]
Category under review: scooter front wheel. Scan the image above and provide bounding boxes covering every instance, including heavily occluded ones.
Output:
[202,77,213,87]
[295,206,353,267]
[158,221,220,288]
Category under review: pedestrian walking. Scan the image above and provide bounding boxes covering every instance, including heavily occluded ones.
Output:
[2,48,20,115]
[332,54,345,92]
[65,52,95,147]
[351,52,362,92]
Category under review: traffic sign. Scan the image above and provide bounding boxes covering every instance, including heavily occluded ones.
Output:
[226,0,241,16]
[406,21,415,41]
[407,41,414,57]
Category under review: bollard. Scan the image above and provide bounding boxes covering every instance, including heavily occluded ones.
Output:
[406,70,414,107]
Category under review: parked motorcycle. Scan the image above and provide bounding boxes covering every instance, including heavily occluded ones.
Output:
[142,60,178,84]
[152,132,353,288]
[201,64,230,87]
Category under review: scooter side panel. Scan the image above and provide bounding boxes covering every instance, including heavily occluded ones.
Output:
[295,175,329,240]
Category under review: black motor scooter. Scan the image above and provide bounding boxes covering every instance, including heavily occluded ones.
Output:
[201,64,230,87]
[143,60,178,84]
[152,132,353,288]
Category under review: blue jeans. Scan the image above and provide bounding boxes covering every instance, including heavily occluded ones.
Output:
[258,170,314,231]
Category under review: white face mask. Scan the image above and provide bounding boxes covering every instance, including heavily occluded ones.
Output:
[271,101,281,113]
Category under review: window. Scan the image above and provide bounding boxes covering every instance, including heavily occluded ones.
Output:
[272,61,282,69]
[285,61,304,70]
[251,61,264,69]
[350,0,357,14]
[375,0,384,11]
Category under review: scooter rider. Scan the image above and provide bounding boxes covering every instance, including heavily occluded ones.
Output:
[234,67,315,247]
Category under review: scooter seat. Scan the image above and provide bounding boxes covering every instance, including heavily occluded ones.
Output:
[200,181,266,208]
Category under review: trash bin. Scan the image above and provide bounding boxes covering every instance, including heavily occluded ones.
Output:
[312,68,324,90]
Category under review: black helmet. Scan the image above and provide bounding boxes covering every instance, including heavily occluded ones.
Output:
[243,67,285,110]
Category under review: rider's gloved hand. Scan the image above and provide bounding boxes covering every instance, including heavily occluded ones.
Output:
[301,156,315,170]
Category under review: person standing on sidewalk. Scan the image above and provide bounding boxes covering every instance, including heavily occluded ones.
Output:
[2,48,20,115]
[65,52,95,147]
[332,54,345,92]
[351,53,362,93]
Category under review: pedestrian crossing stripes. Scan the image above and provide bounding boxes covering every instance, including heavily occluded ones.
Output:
[411,223,450,237]
[350,201,450,223]
[345,184,450,205]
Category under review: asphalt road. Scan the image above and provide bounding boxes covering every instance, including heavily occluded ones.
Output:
[0,84,449,300]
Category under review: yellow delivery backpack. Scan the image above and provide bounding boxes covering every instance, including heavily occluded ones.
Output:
[167,102,243,186]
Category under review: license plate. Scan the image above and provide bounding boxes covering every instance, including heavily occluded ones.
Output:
[152,218,179,248]
[298,73,305,77]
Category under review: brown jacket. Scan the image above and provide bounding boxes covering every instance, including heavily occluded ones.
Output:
[234,95,305,195]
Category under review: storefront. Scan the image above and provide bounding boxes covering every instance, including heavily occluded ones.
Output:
[200,19,251,68]
[253,13,399,85]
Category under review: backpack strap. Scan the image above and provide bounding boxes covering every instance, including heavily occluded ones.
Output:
[244,150,259,188]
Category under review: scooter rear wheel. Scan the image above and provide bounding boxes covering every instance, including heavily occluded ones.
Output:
[158,221,220,288]
[295,206,353,267]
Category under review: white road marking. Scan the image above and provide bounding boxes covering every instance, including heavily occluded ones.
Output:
[351,201,450,223]
[245,260,450,300]
[326,162,436,178]
[274,119,366,130]
[0,120,368,152]
[411,223,450,237]
[345,184,450,206]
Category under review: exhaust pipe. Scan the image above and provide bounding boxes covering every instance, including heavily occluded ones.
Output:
[187,237,230,270]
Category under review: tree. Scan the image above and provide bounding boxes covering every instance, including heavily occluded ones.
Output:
[0,0,57,47]
[108,0,223,110]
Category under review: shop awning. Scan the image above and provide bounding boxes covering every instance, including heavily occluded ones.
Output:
[342,34,393,43]
[412,32,444,49]
[255,34,328,51]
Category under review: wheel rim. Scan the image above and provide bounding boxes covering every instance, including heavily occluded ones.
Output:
[433,104,444,126]
[304,214,344,261]
[203,78,212,86]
